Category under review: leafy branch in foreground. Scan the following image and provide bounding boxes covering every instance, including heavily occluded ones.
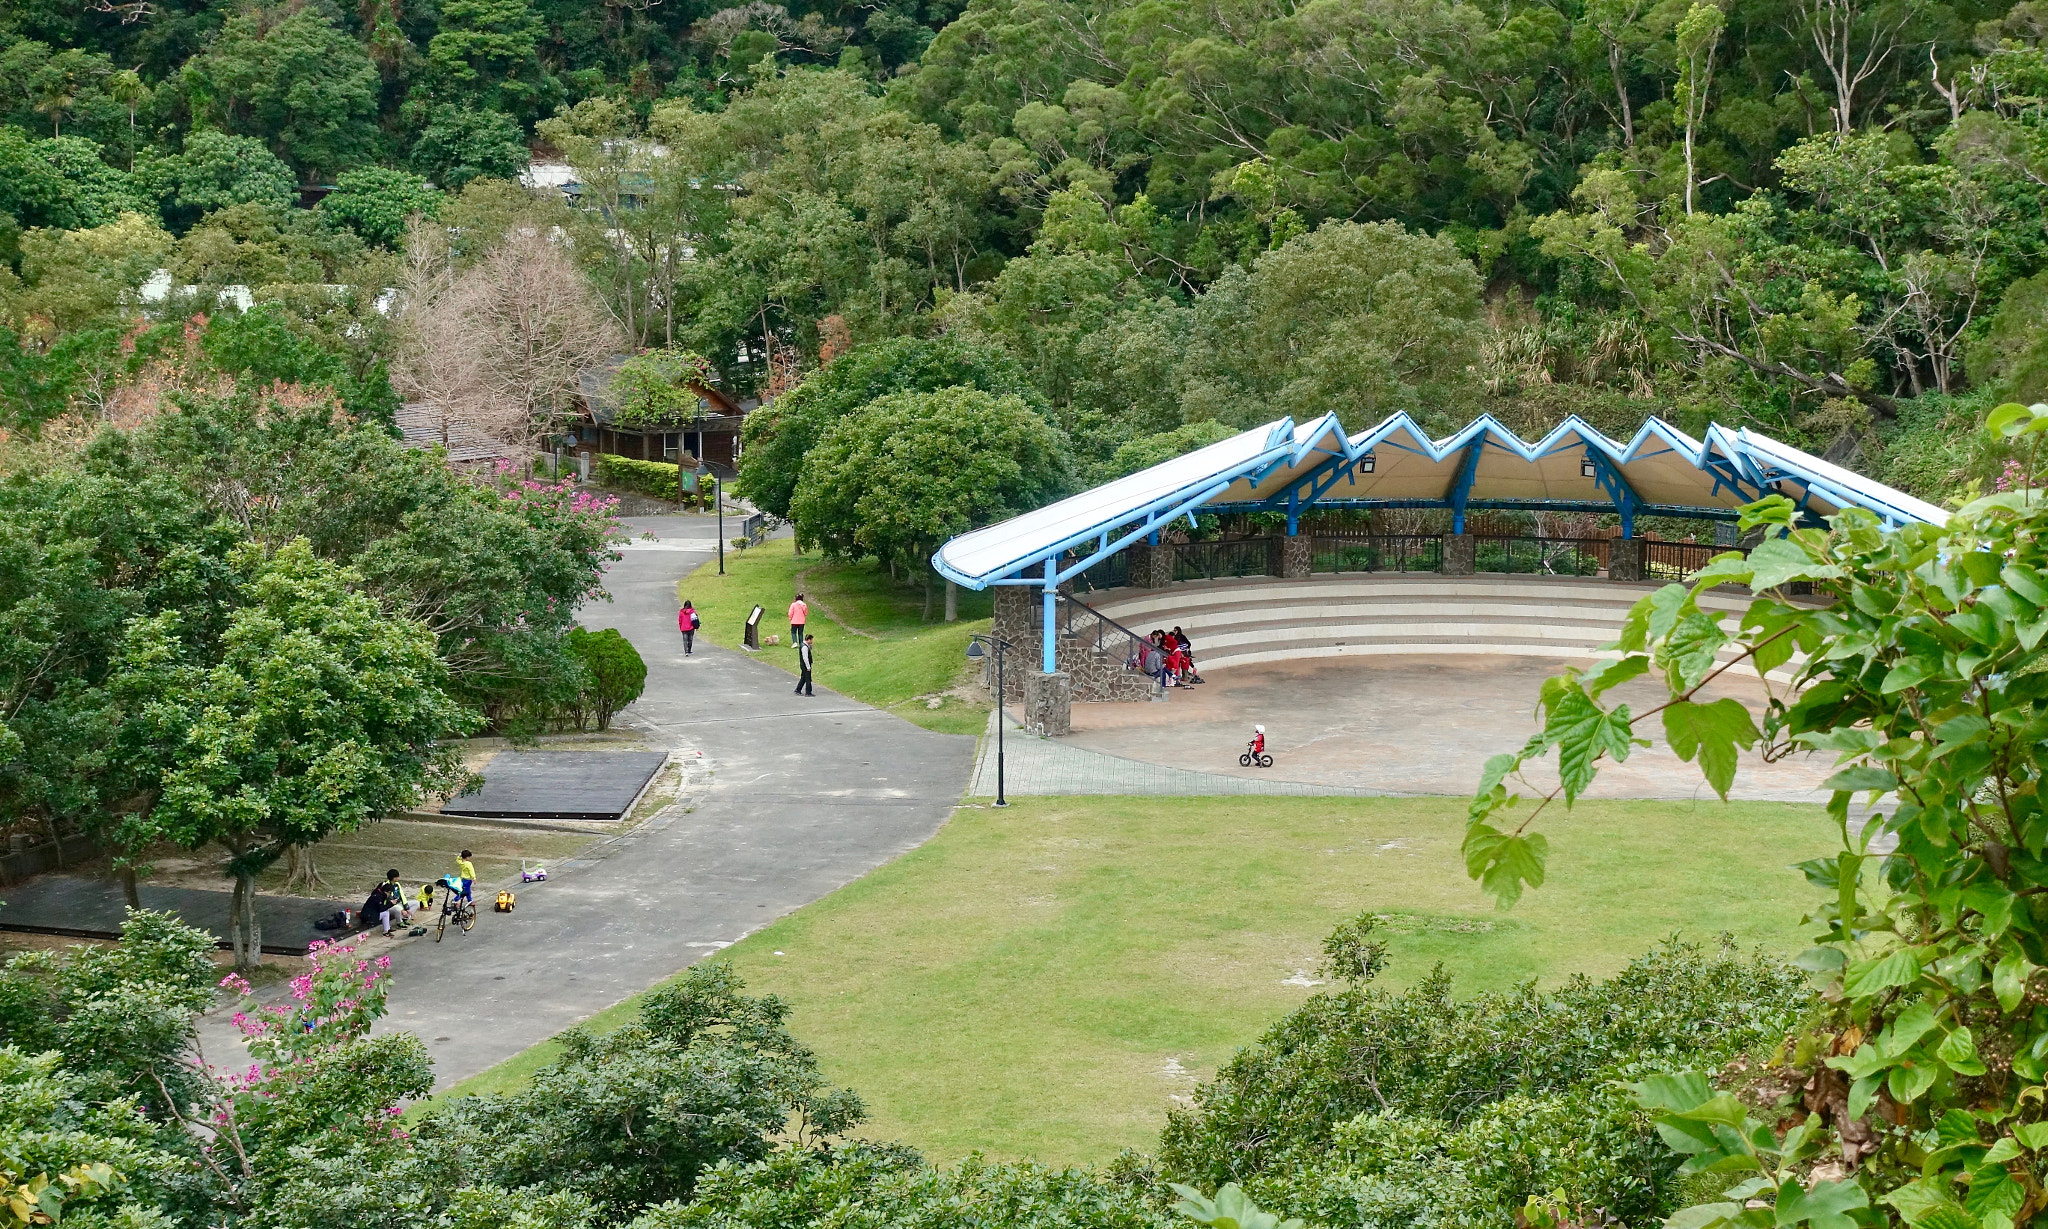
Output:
[1465,403,2048,1229]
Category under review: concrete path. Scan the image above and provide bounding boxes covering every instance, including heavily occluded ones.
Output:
[968,710,1382,798]
[204,516,975,1087]
[1059,655,1835,803]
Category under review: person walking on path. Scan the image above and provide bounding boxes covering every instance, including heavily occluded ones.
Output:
[795,634,816,696]
[678,599,699,655]
[788,593,808,648]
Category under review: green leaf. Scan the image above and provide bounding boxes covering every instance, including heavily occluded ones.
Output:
[1979,1137,2020,1165]
[1965,1161,2025,1227]
[1664,1203,1743,1229]
[2001,564,2048,607]
[1987,402,2048,438]
[1582,653,1650,698]
[1740,495,1798,531]
[1938,1027,1988,1077]
[1884,1000,1942,1056]
[1630,1071,1716,1113]
[1688,553,1756,588]
[1547,689,1635,804]
[1843,949,1921,997]
[2013,1123,2048,1150]
[1463,824,1548,909]
[1474,753,1517,800]
[1883,656,1939,694]
[1889,1059,1938,1103]
[1794,946,1847,972]
[1885,1184,1979,1229]
[1825,765,1898,794]
[1747,536,1842,590]
[1662,611,1730,690]
[1777,1179,1869,1229]
[1994,948,2037,1013]
[1662,698,1761,799]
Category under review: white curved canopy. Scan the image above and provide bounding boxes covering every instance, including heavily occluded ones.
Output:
[932,412,1944,591]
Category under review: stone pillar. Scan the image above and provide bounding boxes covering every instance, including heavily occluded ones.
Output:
[1128,543,1176,590]
[992,587,1038,701]
[1441,533,1475,576]
[1024,671,1072,736]
[1607,537,1646,582]
[1713,521,1739,547]
[1280,535,1312,579]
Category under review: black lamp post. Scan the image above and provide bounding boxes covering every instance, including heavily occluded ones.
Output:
[965,633,1011,807]
[694,459,725,575]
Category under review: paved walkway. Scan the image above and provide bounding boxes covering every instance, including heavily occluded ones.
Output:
[968,710,1382,797]
[203,516,975,1087]
[1058,655,1835,803]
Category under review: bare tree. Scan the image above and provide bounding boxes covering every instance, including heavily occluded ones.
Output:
[396,220,623,464]
[1794,0,1926,135]
[392,215,485,447]
[457,229,624,460]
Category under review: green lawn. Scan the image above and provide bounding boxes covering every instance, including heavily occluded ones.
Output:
[436,792,1829,1164]
[677,537,992,734]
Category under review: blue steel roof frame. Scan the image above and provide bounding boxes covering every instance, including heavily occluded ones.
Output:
[930,411,1945,589]
[930,420,1305,590]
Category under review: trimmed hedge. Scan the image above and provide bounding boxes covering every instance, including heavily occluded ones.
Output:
[595,454,679,500]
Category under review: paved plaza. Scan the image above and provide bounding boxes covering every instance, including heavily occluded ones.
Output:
[1052,654,1834,802]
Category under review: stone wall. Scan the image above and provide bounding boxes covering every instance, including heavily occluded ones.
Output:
[987,583,1160,709]
[1279,535,1312,578]
[1442,533,1476,575]
[1607,537,1646,582]
[1023,671,1073,736]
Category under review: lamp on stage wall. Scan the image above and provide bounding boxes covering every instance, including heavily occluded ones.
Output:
[1359,452,1375,473]
[1581,455,1598,478]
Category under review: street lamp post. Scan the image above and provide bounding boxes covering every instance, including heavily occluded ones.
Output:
[695,460,723,575]
[964,634,1011,807]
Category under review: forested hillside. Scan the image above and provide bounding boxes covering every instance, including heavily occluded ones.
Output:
[4,0,2045,494]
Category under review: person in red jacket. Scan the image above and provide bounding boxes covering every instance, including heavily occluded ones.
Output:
[678,599,700,655]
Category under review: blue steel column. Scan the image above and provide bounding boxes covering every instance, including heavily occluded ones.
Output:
[1448,439,1483,534]
[1042,556,1057,674]
[1286,488,1299,535]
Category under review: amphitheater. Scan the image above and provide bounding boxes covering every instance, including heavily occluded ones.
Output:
[934,411,1942,800]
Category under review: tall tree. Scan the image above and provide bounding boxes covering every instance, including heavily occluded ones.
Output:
[112,539,475,970]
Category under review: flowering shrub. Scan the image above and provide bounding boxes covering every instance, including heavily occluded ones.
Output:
[222,938,392,1064]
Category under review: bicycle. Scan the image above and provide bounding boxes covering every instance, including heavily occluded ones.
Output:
[434,881,477,942]
[1240,741,1274,769]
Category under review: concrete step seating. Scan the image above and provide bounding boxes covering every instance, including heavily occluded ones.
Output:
[1083,573,1766,675]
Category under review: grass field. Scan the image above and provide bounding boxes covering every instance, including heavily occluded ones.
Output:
[677,537,992,734]
[437,792,1830,1164]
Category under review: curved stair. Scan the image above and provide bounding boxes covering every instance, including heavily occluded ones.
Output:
[1083,573,1768,674]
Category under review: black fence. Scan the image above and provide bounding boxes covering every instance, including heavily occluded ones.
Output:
[1067,551,1130,594]
[1173,538,1271,581]
[1645,540,1730,581]
[1471,536,1605,577]
[1077,533,1744,590]
[1310,534,1443,574]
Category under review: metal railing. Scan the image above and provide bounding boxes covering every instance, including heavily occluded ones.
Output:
[1311,534,1443,573]
[1471,536,1605,577]
[1645,540,1739,581]
[1058,594,1153,669]
[1173,538,1270,581]
[1066,551,1130,594]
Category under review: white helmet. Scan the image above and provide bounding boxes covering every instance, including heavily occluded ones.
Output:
[1254,724,1265,734]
